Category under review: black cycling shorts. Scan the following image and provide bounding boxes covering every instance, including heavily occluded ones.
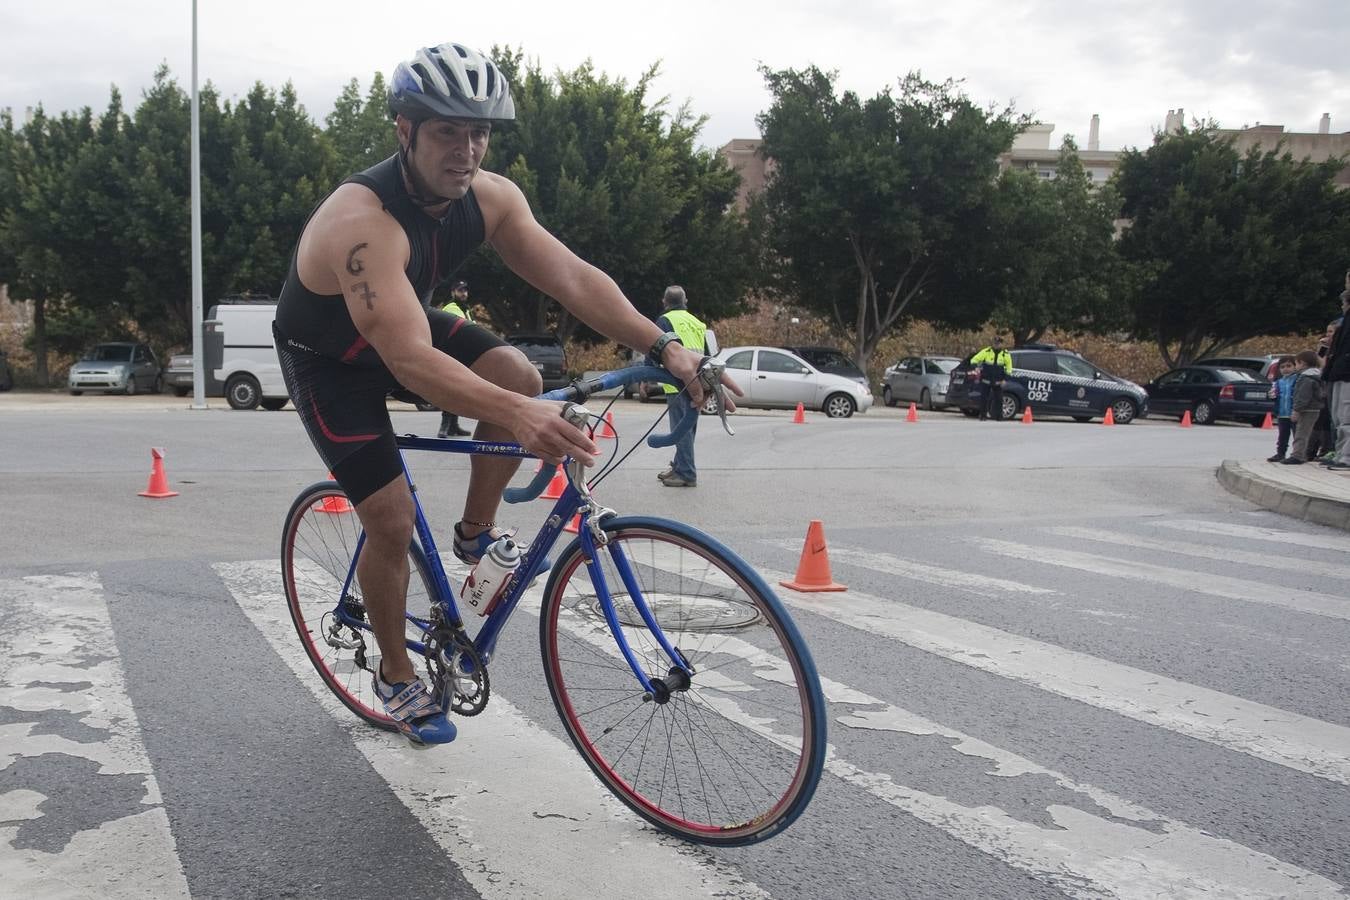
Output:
[275,308,506,505]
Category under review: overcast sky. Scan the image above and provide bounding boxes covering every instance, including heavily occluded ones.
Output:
[3,1,1347,154]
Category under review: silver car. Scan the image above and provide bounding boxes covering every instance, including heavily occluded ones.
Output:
[712,346,873,418]
[68,342,162,395]
[882,355,961,410]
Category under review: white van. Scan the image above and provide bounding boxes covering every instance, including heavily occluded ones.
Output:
[203,301,289,410]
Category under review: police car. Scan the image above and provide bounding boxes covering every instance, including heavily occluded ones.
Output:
[945,344,1149,423]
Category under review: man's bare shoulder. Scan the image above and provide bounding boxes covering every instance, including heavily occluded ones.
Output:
[473,170,531,236]
[297,184,407,290]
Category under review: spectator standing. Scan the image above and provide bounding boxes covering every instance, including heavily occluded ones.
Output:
[1320,289,1350,470]
[437,280,474,438]
[970,336,1013,421]
[1310,317,1341,461]
[1281,351,1325,465]
[1267,355,1297,462]
[652,286,706,487]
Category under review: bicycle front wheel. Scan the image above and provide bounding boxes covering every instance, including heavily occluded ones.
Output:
[539,516,827,845]
[281,481,434,730]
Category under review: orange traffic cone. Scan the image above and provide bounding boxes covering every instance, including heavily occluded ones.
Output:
[792,402,806,424]
[779,520,846,592]
[1022,406,1033,424]
[1102,407,1116,426]
[316,472,354,514]
[563,512,580,534]
[599,411,617,439]
[906,403,918,423]
[1180,410,1193,428]
[138,447,179,499]
[542,465,567,500]
[1260,412,1273,429]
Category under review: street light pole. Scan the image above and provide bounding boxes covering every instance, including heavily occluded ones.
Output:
[189,0,207,409]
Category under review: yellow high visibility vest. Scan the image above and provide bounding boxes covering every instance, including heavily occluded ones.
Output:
[659,308,706,394]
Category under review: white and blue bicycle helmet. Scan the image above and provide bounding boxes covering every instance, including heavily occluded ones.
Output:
[388,43,515,122]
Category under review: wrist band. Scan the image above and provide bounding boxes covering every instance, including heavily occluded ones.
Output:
[649,331,682,361]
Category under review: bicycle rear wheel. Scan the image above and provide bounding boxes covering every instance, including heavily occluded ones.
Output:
[538,516,827,845]
[281,481,434,729]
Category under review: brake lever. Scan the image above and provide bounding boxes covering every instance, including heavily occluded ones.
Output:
[698,361,735,437]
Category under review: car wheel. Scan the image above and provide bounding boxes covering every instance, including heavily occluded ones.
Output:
[1192,400,1215,425]
[1072,415,1093,423]
[173,386,190,397]
[260,398,288,411]
[225,374,262,410]
[882,385,896,408]
[1109,397,1138,425]
[999,394,1019,421]
[823,393,856,418]
[152,375,164,394]
[69,390,83,396]
[920,388,934,411]
[124,375,138,396]
[700,394,719,415]
[1249,418,1266,428]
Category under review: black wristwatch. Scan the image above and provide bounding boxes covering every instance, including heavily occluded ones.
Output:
[649,331,683,363]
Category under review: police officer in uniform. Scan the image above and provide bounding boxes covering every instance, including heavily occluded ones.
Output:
[971,336,1013,421]
[437,280,473,437]
[652,286,706,487]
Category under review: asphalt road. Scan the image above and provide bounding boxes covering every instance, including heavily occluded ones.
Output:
[2,393,1348,899]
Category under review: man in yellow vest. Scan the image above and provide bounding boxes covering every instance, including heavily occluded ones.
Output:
[437,280,474,437]
[971,335,1013,421]
[652,286,706,486]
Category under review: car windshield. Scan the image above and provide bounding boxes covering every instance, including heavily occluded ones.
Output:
[929,359,959,374]
[796,349,863,377]
[84,345,132,362]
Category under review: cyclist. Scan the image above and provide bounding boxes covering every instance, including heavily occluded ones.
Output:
[273,42,734,745]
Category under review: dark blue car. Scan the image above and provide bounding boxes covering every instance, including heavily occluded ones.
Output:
[1144,366,1276,426]
[945,345,1149,423]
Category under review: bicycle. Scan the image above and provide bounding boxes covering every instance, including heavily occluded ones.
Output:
[279,363,827,845]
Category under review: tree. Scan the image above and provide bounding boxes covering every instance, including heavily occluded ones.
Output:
[460,52,756,339]
[757,67,1024,368]
[1115,127,1350,367]
[983,138,1126,346]
[326,73,397,174]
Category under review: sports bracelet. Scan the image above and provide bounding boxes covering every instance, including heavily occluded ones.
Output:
[649,331,683,362]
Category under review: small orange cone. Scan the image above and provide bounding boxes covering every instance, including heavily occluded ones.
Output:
[779,520,846,592]
[563,512,580,534]
[599,411,617,439]
[1102,407,1116,426]
[1260,412,1273,429]
[792,402,806,424]
[316,472,353,514]
[138,447,179,499]
[1180,410,1193,428]
[542,465,568,500]
[906,403,918,423]
[1022,406,1033,424]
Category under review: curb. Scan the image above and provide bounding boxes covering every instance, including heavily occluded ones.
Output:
[1216,459,1350,532]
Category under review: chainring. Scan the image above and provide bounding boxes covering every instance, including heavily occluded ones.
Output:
[425,625,490,716]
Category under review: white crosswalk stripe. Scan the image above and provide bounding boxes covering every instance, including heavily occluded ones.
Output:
[1045,525,1350,580]
[764,541,1055,597]
[1160,519,1350,552]
[0,574,190,899]
[974,537,1350,621]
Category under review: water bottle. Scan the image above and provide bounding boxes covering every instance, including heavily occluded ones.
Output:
[462,536,522,616]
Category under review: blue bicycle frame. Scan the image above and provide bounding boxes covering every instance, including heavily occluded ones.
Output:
[328,366,703,697]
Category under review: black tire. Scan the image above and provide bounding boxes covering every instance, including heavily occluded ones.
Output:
[1249,418,1266,428]
[281,481,434,730]
[1193,400,1216,425]
[538,516,827,846]
[173,386,191,397]
[1109,397,1138,425]
[225,374,262,410]
[260,398,288,411]
[124,375,137,396]
[151,375,164,395]
[920,388,933,411]
[823,392,856,418]
[999,393,1019,421]
[882,385,897,408]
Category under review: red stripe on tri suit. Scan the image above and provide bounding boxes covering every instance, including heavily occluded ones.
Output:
[308,390,378,443]
[448,317,466,338]
[340,335,369,363]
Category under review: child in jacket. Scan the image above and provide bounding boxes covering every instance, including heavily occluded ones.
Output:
[1267,355,1297,462]
[1282,351,1325,464]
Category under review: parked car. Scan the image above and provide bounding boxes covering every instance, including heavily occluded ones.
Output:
[1144,365,1276,426]
[780,346,868,386]
[710,346,873,418]
[507,332,568,392]
[945,344,1148,423]
[68,342,162,395]
[164,352,194,396]
[882,355,961,410]
[0,349,13,391]
[1193,355,1285,382]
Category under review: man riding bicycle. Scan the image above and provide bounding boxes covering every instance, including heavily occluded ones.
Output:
[273,42,735,745]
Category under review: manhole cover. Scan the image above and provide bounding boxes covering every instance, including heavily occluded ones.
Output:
[584,591,762,632]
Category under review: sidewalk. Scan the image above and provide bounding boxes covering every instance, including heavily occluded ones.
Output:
[1218,458,1350,532]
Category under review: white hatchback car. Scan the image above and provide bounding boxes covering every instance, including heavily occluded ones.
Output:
[710,346,873,418]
